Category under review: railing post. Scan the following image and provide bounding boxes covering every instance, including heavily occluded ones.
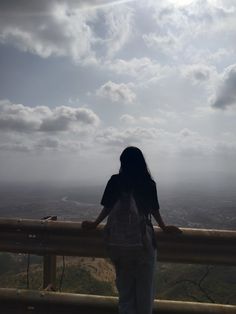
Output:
[42,216,57,290]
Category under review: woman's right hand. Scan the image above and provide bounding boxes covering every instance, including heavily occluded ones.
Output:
[81,221,98,230]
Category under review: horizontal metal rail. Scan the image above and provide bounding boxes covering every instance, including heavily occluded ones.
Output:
[0,217,236,265]
[0,288,235,314]
[0,218,236,313]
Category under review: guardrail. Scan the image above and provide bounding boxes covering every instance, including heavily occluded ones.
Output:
[0,217,236,313]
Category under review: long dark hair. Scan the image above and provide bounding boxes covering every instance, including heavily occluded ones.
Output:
[119,146,152,182]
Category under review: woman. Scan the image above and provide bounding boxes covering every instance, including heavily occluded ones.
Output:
[82,146,181,314]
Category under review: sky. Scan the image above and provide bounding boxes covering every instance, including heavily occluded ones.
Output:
[0,0,236,184]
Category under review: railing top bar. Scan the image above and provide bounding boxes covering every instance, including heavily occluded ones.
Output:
[0,217,235,265]
[0,217,235,238]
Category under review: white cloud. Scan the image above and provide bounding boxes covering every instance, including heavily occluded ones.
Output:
[120,114,165,125]
[0,100,101,154]
[186,47,234,65]
[105,57,172,85]
[120,114,136,124]
[103,5,134,57]
[149,0,236,36]
[211,64,236,109]
[191,106,216,118]
[94,125,235,160]
[96,127,158,147]
[143,32,180,55]
[0,100,100,133]
[96,81,136,103]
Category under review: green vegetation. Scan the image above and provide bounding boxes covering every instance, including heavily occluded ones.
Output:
[57,265,115,295]
[0,253,114,296]
[156,263,236,304]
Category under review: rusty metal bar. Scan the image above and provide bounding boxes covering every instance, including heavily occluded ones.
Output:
[0,218,235,265]
[0,288,235,314]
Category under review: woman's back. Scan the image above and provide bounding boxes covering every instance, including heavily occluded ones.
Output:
[101,173,160,217]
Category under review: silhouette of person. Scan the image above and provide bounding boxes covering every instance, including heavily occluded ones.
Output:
[82,146,181,314]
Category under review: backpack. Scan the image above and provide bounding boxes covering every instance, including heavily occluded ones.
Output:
[104,191,151,259]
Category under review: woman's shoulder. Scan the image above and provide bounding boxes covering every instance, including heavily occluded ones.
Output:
[109,173,120,180]
[107,174,121,185]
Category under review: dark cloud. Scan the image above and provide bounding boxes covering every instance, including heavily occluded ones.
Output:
[182,64,215,85]
[0,1,120,15]
[40,106,99,132]
[0,116,38,132]
[212,64,236,109]
[0,1,51,15]
[0,0,133,61]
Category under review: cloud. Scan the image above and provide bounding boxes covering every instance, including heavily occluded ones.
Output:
[211,64,236,109]
[103,5,134,57]
[39,106,100,131]
[35,137,59,149]
[149,0,236,36]
[186,47,234,65]
[182,64,216,84]
[106,57,170,79]
[0,100,41,132]
[0,100,100,133]
[96,81,136,103]
[120,114,136,124]
[96,127,158,147]
[94,126,220,159]
[143,32,180,54]
[120,114,165,125]
[142,0,236,67]
[0,142,32,153]
[0,2,97,62]
[0,0,134,62]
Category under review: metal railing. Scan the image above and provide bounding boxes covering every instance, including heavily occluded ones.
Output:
[0,288,235,314]
[0,217,236,313]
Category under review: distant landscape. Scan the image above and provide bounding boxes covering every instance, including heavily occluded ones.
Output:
[0,177,235,304]
[0,175,235,229]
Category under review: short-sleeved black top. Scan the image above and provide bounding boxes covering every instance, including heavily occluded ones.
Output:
[101,174,160,216]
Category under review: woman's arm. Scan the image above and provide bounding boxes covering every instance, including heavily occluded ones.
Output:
[152,210,166,230]
[81,206,110,230]
[152,210,182,233]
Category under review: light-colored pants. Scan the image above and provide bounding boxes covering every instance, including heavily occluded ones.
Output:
[112,230,157,314]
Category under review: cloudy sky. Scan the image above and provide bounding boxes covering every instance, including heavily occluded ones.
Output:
[0,0,236,184]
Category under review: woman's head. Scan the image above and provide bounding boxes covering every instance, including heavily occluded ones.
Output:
[119,146,152,180]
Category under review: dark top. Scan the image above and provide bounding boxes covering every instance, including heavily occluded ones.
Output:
[101,174,160,217]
